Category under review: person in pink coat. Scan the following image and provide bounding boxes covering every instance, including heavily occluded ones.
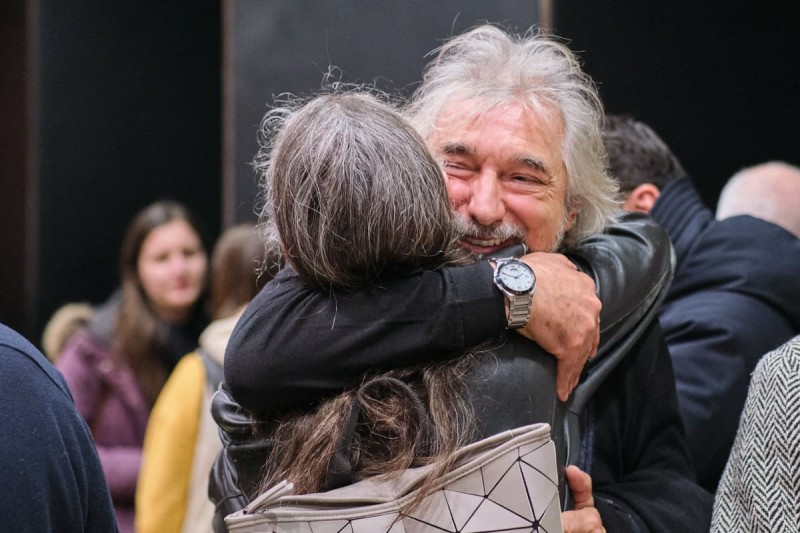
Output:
[56,200,209,533]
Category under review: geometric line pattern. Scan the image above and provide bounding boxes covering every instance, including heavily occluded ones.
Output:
[226,424,563,533]
[712,336,800,533]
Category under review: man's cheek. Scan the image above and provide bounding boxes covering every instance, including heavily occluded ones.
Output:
[445,178,468,208]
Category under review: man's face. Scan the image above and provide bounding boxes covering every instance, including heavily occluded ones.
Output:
[429,102,576,256]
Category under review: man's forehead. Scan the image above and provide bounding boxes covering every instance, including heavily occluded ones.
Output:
[433,101,563,142]
[435,98,563,129]
[439,140,552,175]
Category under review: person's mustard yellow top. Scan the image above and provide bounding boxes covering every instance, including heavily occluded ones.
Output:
[135,353,205,533]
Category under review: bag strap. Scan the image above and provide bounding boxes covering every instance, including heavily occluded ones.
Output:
[198,347,224,392]
[321,375,433,492]
[323,396,361,491]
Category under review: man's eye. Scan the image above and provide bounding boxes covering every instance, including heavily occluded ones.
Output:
[511,175,542,184]
[442,161,472,176]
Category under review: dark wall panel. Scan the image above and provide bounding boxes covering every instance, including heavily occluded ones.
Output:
[32,1,221,340]
[0,0,29,333]
[554,1,800,208]
[227,0,540,224]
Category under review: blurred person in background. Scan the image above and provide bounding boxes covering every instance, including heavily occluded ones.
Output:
[56,200,210,533]
[40,301,94,363]
[716,161,800,239]
[603,116,800,491]
[712,164,800,530]
[136,224,280,533]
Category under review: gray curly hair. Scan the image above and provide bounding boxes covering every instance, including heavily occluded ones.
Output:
[406,25,620,248]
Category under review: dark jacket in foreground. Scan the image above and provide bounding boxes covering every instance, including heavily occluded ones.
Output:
[211,215,713,532]
[0,323,118,533]
[651,177,800,491]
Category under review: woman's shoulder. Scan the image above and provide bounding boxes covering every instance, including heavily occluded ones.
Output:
[57,328,114,369]
[48,291,122,362]
[85,292,123,345]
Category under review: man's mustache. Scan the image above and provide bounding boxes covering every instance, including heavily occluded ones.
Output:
[452,216,525,243]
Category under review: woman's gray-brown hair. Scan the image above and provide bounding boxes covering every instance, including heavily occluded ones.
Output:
[254,90,464,289]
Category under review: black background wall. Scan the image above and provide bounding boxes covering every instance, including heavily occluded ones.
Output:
[0,1,29,336]
[1,0,221,340]
[553,1,800,208]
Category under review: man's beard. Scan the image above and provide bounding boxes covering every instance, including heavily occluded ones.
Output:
[452,214,568,259]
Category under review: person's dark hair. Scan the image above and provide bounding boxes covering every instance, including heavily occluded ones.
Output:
[255,90,465,289]
[117,200,208,404]
[602,114,685,193]
[210,224,281,320]
[254,90,476,502]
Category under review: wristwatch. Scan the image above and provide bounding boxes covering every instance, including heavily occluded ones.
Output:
[492,257,536,329]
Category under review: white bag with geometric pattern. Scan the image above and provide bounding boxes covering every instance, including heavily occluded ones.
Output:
[225,423,562,533]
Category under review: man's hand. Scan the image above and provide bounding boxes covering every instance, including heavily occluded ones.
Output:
[561,465,605,533]
[515,252,601,401]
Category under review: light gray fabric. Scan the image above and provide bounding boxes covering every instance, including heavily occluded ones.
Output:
[225,424,562,533]
[712,335,800,532]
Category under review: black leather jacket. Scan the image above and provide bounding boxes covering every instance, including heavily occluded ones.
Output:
[210,214,678,531]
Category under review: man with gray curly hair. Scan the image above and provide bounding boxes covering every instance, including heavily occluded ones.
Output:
[213,25,712,532]
[406,26,619,251]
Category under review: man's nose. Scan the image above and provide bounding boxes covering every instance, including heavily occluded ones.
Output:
[468,171,505,225]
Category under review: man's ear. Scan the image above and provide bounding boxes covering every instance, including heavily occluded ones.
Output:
[622,183,661,214]
[564,198,581,231]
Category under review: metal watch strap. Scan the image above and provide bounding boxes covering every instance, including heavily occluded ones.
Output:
[507,292,533,329]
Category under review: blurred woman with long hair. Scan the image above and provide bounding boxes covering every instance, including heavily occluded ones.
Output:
[57,200,209,533]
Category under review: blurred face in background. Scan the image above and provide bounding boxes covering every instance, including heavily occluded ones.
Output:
[137,219,207,322]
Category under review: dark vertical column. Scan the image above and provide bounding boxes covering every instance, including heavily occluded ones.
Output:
[0,0,34,334]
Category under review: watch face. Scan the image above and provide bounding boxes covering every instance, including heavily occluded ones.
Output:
[497,261,535,294]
